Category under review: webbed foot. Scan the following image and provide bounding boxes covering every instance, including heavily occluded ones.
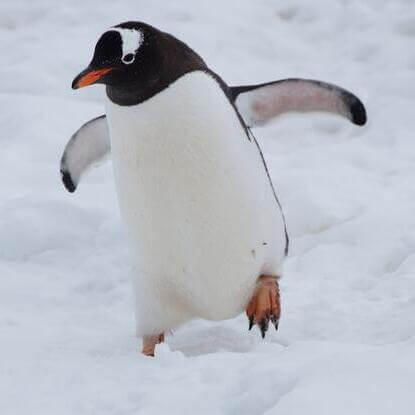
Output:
[246,275,280,338]
[142,333,164,356]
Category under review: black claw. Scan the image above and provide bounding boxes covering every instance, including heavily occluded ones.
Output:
[270,316,279,331]
[260,318,269,338]
[248,315,254,331]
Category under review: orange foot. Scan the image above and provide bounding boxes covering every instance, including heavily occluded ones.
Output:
[142,333,164,357]
[246,275,281,338]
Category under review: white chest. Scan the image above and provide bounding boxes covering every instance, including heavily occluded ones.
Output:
[105,71,286,325]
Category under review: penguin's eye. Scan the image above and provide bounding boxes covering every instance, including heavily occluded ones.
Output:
[122,53,135,64]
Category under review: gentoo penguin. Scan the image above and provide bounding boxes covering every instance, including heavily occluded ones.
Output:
[61,21,366,356]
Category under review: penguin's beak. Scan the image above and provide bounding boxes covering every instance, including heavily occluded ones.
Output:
[72,66,113,89]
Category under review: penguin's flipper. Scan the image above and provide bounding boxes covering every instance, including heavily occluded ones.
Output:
[230,79,367,128]
[60,115,110,193]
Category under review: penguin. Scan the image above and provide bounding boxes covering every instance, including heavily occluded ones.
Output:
[61,21,366,356]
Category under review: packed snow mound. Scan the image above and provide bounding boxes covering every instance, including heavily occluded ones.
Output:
[1,0,415,414]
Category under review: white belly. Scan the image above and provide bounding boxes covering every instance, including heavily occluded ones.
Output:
[105,71,286,335]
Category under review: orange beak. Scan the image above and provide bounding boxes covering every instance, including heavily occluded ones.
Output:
[72,67,113,89]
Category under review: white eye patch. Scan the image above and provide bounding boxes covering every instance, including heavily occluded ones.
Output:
[109,27,144,64]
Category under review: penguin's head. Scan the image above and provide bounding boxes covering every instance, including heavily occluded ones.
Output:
[72,22,163,90]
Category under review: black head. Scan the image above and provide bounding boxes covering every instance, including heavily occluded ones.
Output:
[72,21,207,105]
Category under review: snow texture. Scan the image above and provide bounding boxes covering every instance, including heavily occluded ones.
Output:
[1,0,414,414]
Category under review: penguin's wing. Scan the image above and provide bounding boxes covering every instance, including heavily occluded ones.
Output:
[230,78,366,127]
[60,115,110,192]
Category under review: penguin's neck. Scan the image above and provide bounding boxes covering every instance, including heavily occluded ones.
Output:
[106,79,167,107]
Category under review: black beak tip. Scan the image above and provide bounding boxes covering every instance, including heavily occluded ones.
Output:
[71,76,80,90]
[71,67,89,90]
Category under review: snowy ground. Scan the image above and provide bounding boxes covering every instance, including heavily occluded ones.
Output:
[1,0,415,413]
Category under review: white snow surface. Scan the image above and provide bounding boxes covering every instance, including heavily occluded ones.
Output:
[1,0,415,414]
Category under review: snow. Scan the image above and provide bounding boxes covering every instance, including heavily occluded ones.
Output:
[1,0,415,413]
